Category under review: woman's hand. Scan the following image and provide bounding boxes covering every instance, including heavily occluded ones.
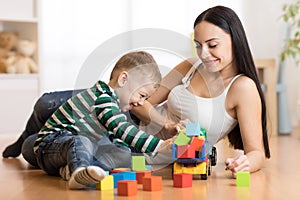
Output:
[225,155,250,178]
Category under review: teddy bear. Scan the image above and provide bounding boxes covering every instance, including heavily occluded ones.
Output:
[0,31,18,73]
[6,39,38,74]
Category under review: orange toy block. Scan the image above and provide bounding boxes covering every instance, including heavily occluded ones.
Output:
[177,145,196,158]
[136,170,151,184]
[190,136,205,151]
[173,173,192,188]
[117,180,138,196]
[142,176,162,191]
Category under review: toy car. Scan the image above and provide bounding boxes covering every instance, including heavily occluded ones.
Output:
[171,124,217,180]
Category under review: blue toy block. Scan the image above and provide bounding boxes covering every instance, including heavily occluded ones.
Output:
[111,173,125,188]
[112,171,137,188]
[120,171,136,181]
[186,123,201,136]
[145,165,152,170]
[199,143,206,161]
[172,144,177,160]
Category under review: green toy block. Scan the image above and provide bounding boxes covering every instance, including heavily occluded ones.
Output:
[132,156,146,171]
[236,172,250,187]
[174,132,191,145]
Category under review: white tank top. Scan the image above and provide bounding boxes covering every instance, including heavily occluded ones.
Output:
[166,60,240,144]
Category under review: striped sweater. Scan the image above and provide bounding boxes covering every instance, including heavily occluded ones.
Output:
[34,81,163,154]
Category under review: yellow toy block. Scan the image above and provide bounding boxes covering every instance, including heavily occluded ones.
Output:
[96,175,114,190]
[173,162,206,175]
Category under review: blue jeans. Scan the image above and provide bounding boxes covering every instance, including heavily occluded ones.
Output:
[35,131,96,176]
[34,131,132,177]
[21,89,139,170]
[21,89,84,140]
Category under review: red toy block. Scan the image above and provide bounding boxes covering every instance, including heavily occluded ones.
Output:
[173,173,192,188]
[177,145,196,158]
[136,170,151,184]
[190,136,205,151]
[142,176,162,191]
[110,168,130,174]
[117,180,138,196]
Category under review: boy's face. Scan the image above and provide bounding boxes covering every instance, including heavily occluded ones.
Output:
[117,78,158,112]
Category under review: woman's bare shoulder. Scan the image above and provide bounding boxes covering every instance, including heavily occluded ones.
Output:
[173,57,198,76]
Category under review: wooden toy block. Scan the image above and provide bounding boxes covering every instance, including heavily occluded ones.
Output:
[173,173,193,188]
[178,129,186,135]
[236,172,250,187]
[132,156,146,171]
[117,180,138,196]
[177,145,196,158]
[200,127,206,136]
[111,173,125,188]
[172,144,177,160]
[136,170,151,184]
[190,136,205,151]
[111,171,137,188]
[142,176,162,191]
[96,175,114,190]
[186,123,201,136]
[174,132,190,145]
[100,190,114,200]
[110,168,130,174]
[173,162,207,175]
[145,165,152,170]
[120,171,136,180]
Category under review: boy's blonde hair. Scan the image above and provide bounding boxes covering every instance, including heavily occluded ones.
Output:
[110,51,162,85]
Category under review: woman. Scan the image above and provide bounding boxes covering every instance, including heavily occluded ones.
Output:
[132,6,270,177]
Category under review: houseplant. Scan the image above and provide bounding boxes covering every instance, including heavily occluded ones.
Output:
[281,0,300,131]
[281,0,300,64]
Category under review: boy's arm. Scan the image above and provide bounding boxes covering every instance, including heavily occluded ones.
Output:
[95,96,163,154]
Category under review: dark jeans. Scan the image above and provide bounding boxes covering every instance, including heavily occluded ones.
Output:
[21,89,84,140]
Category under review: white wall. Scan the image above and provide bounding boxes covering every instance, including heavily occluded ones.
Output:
[38,0,299,126]
[39,0,242,92]
[241,0,300,126]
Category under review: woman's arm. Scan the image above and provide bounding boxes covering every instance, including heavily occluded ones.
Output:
[131,59,195,124]
[225,76,265,177]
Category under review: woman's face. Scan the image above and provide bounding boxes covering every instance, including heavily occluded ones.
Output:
[194,21,234,73]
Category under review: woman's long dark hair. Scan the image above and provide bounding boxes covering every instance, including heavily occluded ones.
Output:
[194,6,270,158]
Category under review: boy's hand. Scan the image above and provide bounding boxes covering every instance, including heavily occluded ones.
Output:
[162,119,191,138]
[225,155,250,178]
[157,136,175,155]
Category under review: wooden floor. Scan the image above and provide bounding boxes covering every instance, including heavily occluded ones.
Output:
[1,126,300,200]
